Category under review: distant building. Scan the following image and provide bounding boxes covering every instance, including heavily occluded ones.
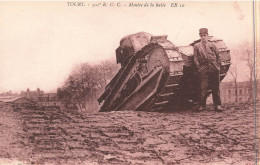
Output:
[220,81,249,103]
[208,80,259,104]
[20,88,61,108]
[0,96,36,105]
[20,88,44,102]
[37,93,61,107]
[0,91,18,97]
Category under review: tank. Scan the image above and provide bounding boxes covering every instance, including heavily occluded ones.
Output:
[98,32,231,112]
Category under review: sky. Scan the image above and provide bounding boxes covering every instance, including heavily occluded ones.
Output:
[0,1,256,93]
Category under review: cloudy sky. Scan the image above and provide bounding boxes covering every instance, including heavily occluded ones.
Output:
[0,1,256,93]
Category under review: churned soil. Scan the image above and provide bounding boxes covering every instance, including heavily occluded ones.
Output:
[0,102,258,165]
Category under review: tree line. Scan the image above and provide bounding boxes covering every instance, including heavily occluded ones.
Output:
[228,41,259,102]
[57,59,119,112]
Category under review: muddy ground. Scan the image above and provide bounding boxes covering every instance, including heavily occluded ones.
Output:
[0,102,259,165]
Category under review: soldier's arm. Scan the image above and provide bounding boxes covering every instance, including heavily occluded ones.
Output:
[193,45,200,70]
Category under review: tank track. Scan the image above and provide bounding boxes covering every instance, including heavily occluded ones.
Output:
[99,43,171,112]
[149,73,183,111]
[142,41,184,112]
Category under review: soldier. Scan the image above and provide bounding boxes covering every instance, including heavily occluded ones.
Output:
[193,28,223,112]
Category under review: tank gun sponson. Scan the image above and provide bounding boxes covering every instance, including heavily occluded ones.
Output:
[98,32,231,112]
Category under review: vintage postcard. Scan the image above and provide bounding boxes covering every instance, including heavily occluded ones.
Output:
[0,1,259,165]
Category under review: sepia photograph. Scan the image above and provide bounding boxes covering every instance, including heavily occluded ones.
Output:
[0,1,259,164]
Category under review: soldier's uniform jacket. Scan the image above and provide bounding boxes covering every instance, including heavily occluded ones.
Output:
[193,41,221,72]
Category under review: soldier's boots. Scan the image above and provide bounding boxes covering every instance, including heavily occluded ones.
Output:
[214,105,224,112]
[196,105,223,112]
[197,105,205,112]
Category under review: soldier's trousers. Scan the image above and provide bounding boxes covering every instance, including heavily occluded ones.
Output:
[198,64,221,107]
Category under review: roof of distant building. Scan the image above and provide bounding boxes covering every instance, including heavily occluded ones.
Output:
[221,81,259,88]
[0,96,36,104]
[0,95,18,100]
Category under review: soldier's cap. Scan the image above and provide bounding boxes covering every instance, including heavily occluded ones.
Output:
[199,28,208,35]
